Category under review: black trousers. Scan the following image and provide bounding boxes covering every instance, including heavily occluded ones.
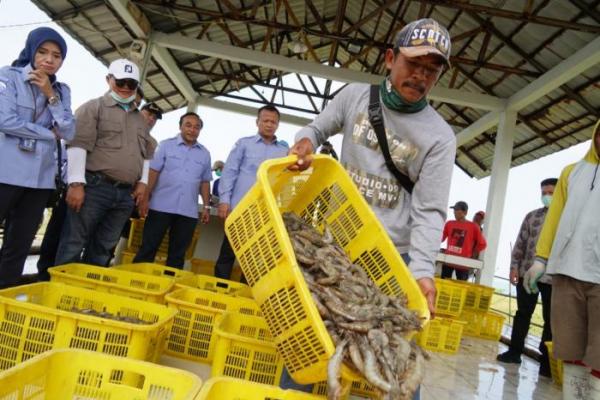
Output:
[509,277,552,371]
[133,209,197,268]
[441,264,469,281]
[37,192,68,280]
[214,235,236,280]
[0,184,51,288]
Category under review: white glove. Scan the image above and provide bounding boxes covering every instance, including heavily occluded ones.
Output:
[523,259,546,294]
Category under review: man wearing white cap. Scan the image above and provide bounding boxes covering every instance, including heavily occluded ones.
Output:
[56,58,156,266]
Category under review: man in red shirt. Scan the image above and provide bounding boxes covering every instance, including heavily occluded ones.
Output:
[441,201,487,280]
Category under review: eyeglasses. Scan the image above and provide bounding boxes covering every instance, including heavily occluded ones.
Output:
[113,77,138,90]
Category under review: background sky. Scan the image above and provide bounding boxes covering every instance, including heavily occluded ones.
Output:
[1,0,592,286]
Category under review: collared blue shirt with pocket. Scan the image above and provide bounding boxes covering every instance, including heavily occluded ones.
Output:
[149,134,212,219]
[219,134,289,209]
[0,64,75,189]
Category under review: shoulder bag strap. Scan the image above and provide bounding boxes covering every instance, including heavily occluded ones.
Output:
[367,84,415,195]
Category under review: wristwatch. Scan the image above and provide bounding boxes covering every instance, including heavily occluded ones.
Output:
[69,182,84,188]
[48,95,60,106]
[203,205,211,210]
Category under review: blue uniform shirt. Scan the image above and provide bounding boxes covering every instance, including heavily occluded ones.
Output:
[219,134,289,209]
[149,135,212,219]
[0,64,75,189]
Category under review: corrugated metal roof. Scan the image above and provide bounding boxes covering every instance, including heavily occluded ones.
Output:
[30,0,600,178]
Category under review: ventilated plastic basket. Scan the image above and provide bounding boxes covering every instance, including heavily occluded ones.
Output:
[457,281,495,312]
[190,258,243,282]
[225,155,429,384]
[212,312,283,385]
[164,287,261,362]
[115,262,195,281]
[0,349,201,400]
[49,263,174,303]
[417,317,467,354]
[460,310,505,341]
[545,341,563,386]
[195,377,323,399]
[434,278,467,317]
[176,273,251,297]
[127,218,199,261]
[0,282,176,371]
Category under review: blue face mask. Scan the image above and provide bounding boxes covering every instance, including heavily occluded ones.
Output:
[542,194,552,207]
[110,90,136,104]
[215,170,222,177]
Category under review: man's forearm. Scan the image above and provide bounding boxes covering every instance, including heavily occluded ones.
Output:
[146,169,160,196]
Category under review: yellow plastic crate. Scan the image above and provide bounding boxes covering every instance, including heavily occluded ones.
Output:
[196,377,323,399]
[212,312,284,386]
[0,349,202,400]
[176,273,250,297]
[127,218,199,261]
[460,310,505,341]
[49,263,175,303]
[545,341,563,386]
[190,258,244,282]
[417,317,467,354]
[115,262,195,281]
[225,155,429,384]
[434,278,467,317]
[0,282,176,370]
[121,250,166,265]
[457,281,495,312]
[164,287,261,362]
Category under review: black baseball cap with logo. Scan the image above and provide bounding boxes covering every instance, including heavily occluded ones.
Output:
[394,18,451,66]
[142,102,163,119]
[450,201,468,211]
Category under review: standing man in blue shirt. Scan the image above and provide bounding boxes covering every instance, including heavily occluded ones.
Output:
[0,27,74,288]
[133,112,211,268]
[215,105,289,280]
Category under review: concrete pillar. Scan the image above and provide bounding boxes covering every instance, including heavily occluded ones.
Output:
[479,110,516,286]
[187,98,199,113]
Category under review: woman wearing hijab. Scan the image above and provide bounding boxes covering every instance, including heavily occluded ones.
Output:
[0,27,75,288]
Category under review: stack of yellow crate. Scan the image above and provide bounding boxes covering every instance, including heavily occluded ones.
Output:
[456,281,506,341]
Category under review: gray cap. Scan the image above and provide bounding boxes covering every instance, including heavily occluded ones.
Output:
[394,18,451,66]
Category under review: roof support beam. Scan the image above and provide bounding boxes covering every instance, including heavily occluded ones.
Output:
[107,0,198,104]
[151,31,504,111]
[196,97,311,127]
[456,112,500,147]
[506,35,600,111]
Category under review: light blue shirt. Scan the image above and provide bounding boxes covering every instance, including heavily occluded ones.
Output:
[0,64,75,189]
[219,134,289,208]
[149,135,212,219]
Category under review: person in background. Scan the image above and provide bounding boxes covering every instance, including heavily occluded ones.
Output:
[55,59,155,266]
[111,101,161,265]
[441,201,487,281]
[214,105,289,280]
[319,140,338,160]
[133,112,211,268]
[525,122,600,400]
[289,18,455,397]
[35,140,68,280]
[211,160,225,204]
[496,178,557,378]
[473,210,485,231]
[0,27,74,288]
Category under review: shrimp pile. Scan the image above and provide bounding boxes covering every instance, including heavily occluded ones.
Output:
[283,212,428,400]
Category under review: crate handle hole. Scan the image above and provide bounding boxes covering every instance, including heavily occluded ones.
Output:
[216,282,230,289]
[109,369,146,389]
[164,270,176,277]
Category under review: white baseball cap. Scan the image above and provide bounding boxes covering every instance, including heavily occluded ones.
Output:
[108,58,140,81]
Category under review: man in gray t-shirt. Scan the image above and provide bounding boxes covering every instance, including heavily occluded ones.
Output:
[291,18,456,319]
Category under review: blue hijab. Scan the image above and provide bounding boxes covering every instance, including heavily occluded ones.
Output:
[11,27,67,76]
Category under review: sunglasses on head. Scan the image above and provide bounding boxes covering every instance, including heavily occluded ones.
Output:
[113,77,138,90]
